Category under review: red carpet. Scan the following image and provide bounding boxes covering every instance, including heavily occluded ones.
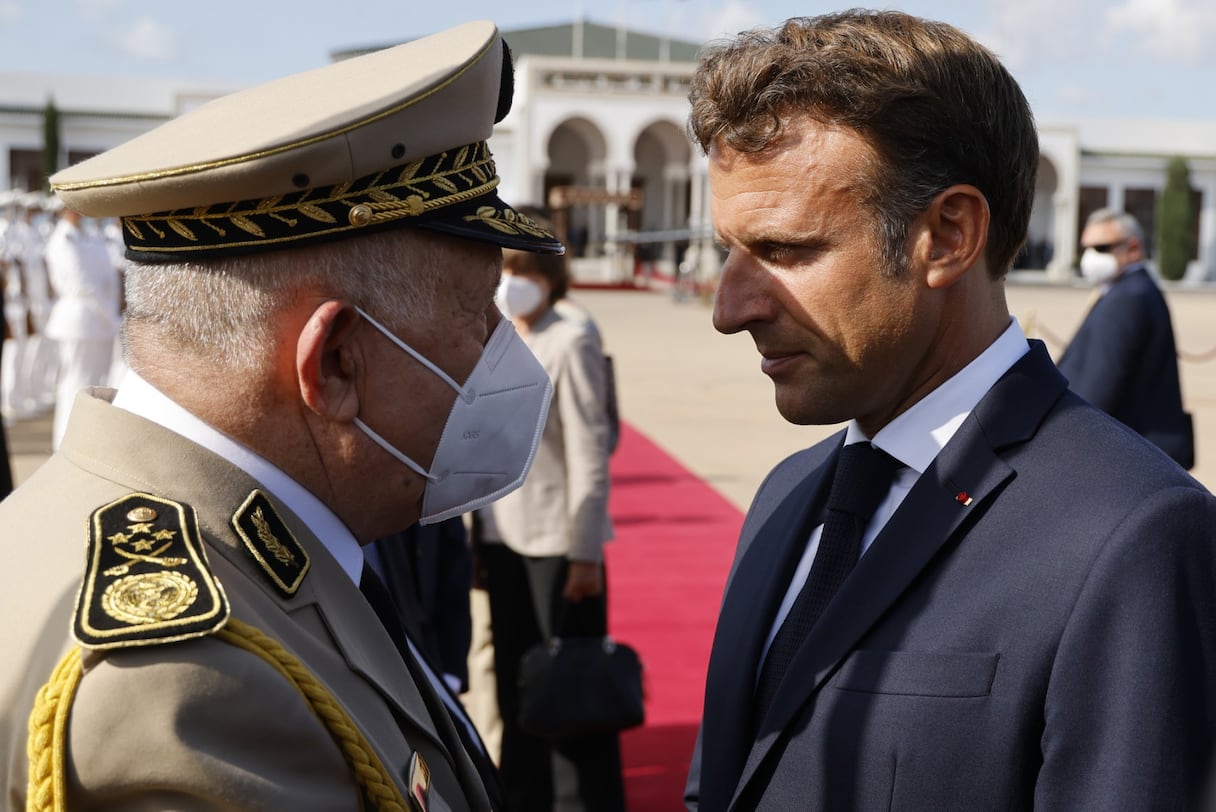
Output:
[605,423,745,811]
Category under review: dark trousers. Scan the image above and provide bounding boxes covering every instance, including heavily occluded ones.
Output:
[481,543,626,812]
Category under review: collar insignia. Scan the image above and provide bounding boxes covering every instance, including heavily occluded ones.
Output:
[231,490,310,597]
[75,493,229,649]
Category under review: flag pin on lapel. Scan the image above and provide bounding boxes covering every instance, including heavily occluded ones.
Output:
[955,491,973,506]
[408,751,431,812]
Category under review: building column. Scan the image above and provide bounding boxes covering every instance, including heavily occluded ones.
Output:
[603,167,631,281]
[1046,189,1077,281]
[586,166,606,257]
[686,161,718,288]
[659,170,682,266]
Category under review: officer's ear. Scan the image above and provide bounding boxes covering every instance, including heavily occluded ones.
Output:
[296,300,362,421]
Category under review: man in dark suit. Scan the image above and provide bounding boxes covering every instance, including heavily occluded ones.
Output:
[1057,208,1194,468]
[370,518,474,693]
[684,10,1216,810]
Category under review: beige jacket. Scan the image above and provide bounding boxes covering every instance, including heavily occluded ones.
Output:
[482,308,612,562]
[0,389,492,811]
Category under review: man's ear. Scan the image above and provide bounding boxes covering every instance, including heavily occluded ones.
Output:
[296,300,362,421]
[1125,234,1144,259]
[911,184,990,289]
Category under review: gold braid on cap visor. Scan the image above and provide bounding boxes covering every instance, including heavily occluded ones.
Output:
[119,140,551,258]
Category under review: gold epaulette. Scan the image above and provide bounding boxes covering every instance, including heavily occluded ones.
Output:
[74,493,228,649]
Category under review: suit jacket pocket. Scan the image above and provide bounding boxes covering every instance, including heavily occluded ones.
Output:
[832,650,998,698]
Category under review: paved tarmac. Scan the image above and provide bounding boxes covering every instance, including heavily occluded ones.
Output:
[7,280,1216,511]
[570,280,1216,510]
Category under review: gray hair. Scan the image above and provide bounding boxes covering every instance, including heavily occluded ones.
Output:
[121,228,453,375]
[1085,208,1145,244]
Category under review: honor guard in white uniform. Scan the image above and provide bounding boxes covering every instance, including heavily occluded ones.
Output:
[10,192,57,416]
[0,20,561,811]
[0,190,31,421]
[44,206,122,447]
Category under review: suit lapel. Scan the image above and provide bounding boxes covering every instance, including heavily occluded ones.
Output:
[698,436,839,810]
[730,343,1068,809]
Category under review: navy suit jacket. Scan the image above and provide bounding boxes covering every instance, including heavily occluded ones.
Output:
[686,342,1216,810]
[372,519,473,691]
[1057,266,1193,468]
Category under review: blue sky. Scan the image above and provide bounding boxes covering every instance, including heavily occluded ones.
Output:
[2,0,1215,121]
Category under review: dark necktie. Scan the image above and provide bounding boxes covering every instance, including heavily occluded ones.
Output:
[360,560,417,668]
[753,441,901,725]
[359,562,504,809]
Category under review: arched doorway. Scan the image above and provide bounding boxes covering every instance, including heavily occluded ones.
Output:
[544,117,608,259]
[632,119,693,276]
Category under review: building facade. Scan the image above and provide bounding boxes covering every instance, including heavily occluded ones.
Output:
[3,21,1214,284]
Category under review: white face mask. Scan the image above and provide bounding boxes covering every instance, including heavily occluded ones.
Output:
[352,306,553,525]
[1079,247,1121,285]
[495,274,547,320]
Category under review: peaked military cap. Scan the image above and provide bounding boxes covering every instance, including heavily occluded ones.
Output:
[49,20,562,260]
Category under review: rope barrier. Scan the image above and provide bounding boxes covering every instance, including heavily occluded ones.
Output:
[1020,311,1216,363]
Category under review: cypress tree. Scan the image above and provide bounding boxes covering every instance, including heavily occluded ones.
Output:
[42,97,60,190]
[1157,156,1194,281]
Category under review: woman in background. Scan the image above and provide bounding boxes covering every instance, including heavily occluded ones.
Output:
[474,220,624,811]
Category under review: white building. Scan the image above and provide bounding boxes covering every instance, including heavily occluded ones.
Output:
[3,20,1214,283]
[1036,120,1216,282]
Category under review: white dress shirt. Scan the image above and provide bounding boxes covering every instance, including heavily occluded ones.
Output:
[112,369,365,583]
[761,319,1030,663]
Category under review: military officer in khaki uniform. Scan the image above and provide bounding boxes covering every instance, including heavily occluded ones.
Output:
[0,20,561,811]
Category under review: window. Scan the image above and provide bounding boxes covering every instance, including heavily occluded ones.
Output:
[1123,188,1157,258]
[8,148,42,192]
[1077,186,1109,243]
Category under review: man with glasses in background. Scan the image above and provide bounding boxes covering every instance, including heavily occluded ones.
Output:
[1058,208,1193,468]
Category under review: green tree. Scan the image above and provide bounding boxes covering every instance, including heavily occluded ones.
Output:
[41,97,60,190]
[1157,155,1194,281]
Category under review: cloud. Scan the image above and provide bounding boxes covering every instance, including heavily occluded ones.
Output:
[692,0,769,41]
[115,17,177,62]
[1053,81,1109,110]
[1106,0,1216,64]
[76,0,122,16]
[0,1,22,24]
[972,0,1097,71]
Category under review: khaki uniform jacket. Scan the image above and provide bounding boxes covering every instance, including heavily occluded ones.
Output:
[1,389,493,811]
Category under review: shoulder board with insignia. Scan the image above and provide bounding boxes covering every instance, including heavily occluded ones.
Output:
[75,493,229,649]
[231,489,310,597]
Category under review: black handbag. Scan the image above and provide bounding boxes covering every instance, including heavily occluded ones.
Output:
[517,634,645,739]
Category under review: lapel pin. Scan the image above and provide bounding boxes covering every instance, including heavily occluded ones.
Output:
[955,491,973,506]
[408,751,431,812]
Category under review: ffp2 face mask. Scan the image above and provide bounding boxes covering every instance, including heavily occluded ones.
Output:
[352,306,553,524]
[495,274,547,320]
[1079,247,1120,285]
